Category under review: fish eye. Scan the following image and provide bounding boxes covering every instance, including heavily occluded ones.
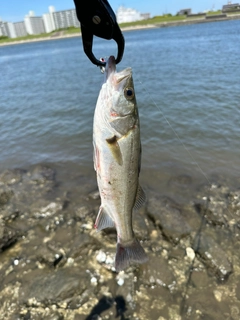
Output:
[124,87,134,100]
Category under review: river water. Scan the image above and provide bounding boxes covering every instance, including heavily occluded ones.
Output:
[0,19,240,191]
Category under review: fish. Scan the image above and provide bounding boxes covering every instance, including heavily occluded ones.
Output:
[93,56,148,272]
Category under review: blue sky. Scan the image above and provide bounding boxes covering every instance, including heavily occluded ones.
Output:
[1,0,228,23]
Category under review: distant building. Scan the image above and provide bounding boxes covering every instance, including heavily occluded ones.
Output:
[177,9,192,15]
[141,13,151,20]
[222,2,240,12]
[4,22,17,38]
[52,8,79,29]
[116,6,149,23]
[14,21,27,37]
[0,21,16,38]
[0,20,7,37]
[24,11,46,35]
[1,5,80,39]
[42,6,56,33]
[43,13,54,33]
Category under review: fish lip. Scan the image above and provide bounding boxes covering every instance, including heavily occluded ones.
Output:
[105,57,132,83]
[105,56,116,80]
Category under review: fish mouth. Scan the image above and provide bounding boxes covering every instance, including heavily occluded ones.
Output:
[105,56,132,83]
[105,56,116,80]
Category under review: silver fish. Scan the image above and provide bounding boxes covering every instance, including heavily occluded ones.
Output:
[93,56,148,272]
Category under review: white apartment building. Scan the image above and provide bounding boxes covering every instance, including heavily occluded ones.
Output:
[43,13,54,33]
[43,6,56,33]
[24,11,46,35]
[1,6,80,38]
[42,6,79,33]
[52,8,80,29]
[0,21,16,38]
[116,6,145,23]
[0,20,7,37]
[14,21,27,37]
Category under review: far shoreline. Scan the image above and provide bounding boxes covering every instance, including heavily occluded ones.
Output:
[0,14,240,48]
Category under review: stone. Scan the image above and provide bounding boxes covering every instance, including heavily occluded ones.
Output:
[168,174,192,188]
[0,187,14,206]
[30,165,55,184]
[147,194,191,244]
[193,233,233,281]
[0,220,19,251]
[140,255,176,290]
[195,184,230,227]
[20,268,91,306]
[0,169,25,186]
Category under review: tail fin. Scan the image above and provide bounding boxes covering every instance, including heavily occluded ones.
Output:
[115,238,148,272]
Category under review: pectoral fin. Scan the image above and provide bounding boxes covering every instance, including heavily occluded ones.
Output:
[106,135,123,165]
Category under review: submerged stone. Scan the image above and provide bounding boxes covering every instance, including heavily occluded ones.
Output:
[0,219,19,252]
[140,255,176,290]
[193,233,233,281]
[0,169,25,186]
[30,165,56,184]
[147,194,191,244]
[20,268,91,307]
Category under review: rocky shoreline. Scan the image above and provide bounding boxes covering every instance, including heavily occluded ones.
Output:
[1,164,240,319]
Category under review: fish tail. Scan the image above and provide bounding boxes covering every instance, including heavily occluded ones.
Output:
[115,238,148,272]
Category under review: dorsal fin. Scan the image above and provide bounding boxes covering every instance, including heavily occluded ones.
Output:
[134,184,146,210]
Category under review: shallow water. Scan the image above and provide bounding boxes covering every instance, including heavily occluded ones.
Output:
[1,20,240,191]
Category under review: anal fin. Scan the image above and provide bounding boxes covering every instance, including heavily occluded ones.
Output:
[94,206,115,231]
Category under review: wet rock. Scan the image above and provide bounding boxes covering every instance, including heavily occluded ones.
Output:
[46,226,101,264]
[168,247,186,261]
[74,205,94,221]
[88,190,100,200]
[22,310,64,320]
[33,200,63,219]
[133,207,151,239]
[0,220,19,251]
[184,290,231,320]
[235,277,240,300]
[0,187,14,206]
[36,245,64,268]
[95,249,116,272]
[147,193,191,244]
[140,255,176,290]
[193,233,233,281]
[228,190,240,226]
[20,267,91,307]
[0,169,25,186]
[2,164,240,320]
[190,268,209,288]
[134,285,170,319]
[29,165,56,184]
[195,184,230,227]
[0,283,22,319]
[168,174,192,188]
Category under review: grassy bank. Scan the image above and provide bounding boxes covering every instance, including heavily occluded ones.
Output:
[0,27,81,45]
[118,14,186,28]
